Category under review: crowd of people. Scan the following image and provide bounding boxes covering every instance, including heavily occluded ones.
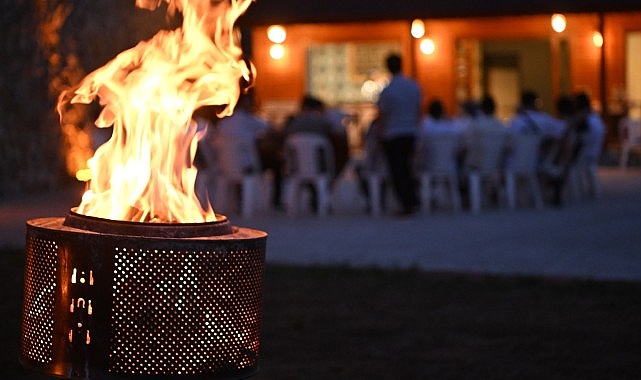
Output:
[195,53,606,217]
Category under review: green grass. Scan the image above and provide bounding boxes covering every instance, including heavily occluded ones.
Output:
[3,249,640,379]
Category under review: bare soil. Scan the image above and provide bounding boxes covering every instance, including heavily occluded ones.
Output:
[2,250,639,379]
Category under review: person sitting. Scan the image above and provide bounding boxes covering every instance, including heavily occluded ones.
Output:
[463,94,509,171]
[419,99,464,137]
[416,99,464,210]
[508,90,566,168]
[574,91,605,167]
[509,90,565,141]
[215,91,269,174]
[417,99,464,171]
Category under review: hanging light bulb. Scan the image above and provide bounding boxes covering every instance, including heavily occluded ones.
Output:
[411,19,425,39]
[267,25,287,44]
[420,38,436,55]
[551,14,567,33]
[593,31,603,47]
[269,44,285,60]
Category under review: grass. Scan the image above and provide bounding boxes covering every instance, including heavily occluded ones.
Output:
[2,249,640,379]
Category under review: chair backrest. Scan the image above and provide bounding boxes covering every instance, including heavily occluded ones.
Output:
[466,130,508,174]
[214,135,261,180]
[284,133,335,179]
[415,133,461,175]
[508,133,542,172]
[620,118,641,142]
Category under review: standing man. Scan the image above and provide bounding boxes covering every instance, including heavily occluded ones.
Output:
[377,53,422,216]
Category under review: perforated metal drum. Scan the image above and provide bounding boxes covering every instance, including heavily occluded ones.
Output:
[20,212,266,379]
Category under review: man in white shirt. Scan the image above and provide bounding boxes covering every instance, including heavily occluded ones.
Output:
[376,53,422,216]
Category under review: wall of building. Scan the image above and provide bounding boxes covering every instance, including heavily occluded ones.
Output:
[250,13,641,128]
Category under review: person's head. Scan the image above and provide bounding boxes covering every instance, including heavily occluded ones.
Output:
[460,100,479,117]
[556,94,575,117]
[575,91,592,112]
[520,90,540,110]
[301,95,325,112]
[427,99,445,120]
[480,95,496,116]
[385,53,402,75]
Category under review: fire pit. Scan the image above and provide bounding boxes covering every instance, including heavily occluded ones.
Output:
[20,1,265,378]
[21,211,266,379]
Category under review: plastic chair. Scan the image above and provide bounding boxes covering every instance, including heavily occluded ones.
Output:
[465,130,509,214]
[505,133,544,210]
[619,118,641,169]
[212,135,262,218]
[361,137,390,217]
[415,133,462,213]
[283,133,335,217]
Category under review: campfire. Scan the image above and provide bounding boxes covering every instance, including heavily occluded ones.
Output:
[20,1,266,379]
[59,0,254,224]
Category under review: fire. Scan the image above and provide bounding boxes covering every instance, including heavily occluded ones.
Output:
[58,0,254,223]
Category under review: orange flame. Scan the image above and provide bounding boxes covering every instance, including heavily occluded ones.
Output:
[58,0,254,223]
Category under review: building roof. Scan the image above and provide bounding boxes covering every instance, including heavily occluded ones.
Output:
[240,0,641,26]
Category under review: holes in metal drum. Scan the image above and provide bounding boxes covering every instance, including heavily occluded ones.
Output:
[109,245,263,375]
[21,237,58,363]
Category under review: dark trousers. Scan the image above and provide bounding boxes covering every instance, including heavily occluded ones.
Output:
[382,136,419,213]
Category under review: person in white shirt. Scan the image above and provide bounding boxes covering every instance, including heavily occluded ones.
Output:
[463,95,510,171]
[376,53,422,216]
[419,99,463,137]
[509,90,565,139]
[574,91,605,165]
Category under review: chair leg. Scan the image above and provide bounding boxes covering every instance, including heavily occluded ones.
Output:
[285,179,300,217]
[469,172,481,214]
[368,174,382,217]
[619,143,630,169]
[505,171,516,211]
[587,165,601,199]
[448,174,461,213]
[316,177,331,217]
[420,174,432,214]
[528,173,544,210]
[241,176,255,218]
[214,177,230,214]
[567,167,581,203]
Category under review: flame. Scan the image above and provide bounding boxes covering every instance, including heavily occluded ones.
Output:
[58,0,254,223]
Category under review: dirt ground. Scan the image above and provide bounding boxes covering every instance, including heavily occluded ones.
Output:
[256,265,641,380]
[3,250,640,380]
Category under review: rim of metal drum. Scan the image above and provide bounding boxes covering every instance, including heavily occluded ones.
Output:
[63,208,233,238]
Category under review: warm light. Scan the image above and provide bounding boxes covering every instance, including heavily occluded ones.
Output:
[593,31,603,47]
[267,25,286,44]
[411,19,425,39]
[75,168,92,182]
[551,14,566,33]
[269,44,285,60]
[58,0,255,223]
[420,38,436,55]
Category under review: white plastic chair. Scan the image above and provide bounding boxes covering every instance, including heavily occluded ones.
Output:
[619,118,641,169]
[361,137,390,217]
[505,133,544,210]
[415,133,462,213]
[212,135,262,218]
[283,133,335,217]
[465,130,509,214]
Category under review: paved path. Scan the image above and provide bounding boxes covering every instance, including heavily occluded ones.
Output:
[2,167,641,281]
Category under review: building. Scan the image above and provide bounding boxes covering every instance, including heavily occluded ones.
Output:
[240,1,641,150]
